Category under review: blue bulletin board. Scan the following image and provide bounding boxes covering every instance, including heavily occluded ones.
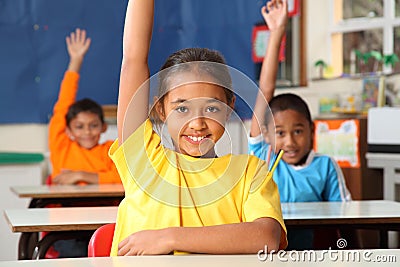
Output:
[0,0,266,123]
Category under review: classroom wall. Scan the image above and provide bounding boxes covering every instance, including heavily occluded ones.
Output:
[2,0,400,154]
[0,0,267,124]
[0,0,127,124]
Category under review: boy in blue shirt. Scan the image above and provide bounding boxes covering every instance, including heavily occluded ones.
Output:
[249,0,351,250]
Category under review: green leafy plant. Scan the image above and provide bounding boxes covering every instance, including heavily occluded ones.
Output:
[383,54,400,68]
[354,50,368,73]
[354,49,398,74]
[369,50,383,72]
[314,59,328,79]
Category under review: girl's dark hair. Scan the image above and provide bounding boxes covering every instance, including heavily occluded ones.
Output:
[66,98,105,126]
[150,47,234,122]
[265,93,312,126]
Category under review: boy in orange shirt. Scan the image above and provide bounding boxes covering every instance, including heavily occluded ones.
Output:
[46,28,121,258]
[49,28,120,185]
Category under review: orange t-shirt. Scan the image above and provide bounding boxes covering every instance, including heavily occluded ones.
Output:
[48,71,121,184]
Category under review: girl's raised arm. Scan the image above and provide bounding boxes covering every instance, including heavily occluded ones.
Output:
[117,0,154,144]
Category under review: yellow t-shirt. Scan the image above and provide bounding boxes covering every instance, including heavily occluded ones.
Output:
[109,119,287,255]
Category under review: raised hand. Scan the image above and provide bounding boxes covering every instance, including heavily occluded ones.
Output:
[66,28,91,72]
[261,0,288,33]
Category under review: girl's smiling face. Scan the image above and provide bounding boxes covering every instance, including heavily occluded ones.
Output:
[156,82,235,157]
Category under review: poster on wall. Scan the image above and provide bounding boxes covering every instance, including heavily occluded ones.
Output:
[361,75,386,111]
[314,119,360,168]
[252,25,286,63]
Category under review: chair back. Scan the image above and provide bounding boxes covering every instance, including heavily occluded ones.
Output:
[88,223,116,257]
[45,174,52,185]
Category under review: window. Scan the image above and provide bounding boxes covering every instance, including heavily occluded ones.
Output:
[330,0,400,75]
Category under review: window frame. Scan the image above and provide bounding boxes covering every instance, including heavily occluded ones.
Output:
[329,0,400,75]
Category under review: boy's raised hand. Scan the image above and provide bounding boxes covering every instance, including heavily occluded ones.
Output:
[66,28,91,72]
[261,0,288,33]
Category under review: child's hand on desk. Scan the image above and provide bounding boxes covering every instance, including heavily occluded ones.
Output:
[118,229,172,256]
[52,169,97,185]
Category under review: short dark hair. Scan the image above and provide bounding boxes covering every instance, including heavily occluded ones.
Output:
[66,98,104,126]
[265,93,312,126]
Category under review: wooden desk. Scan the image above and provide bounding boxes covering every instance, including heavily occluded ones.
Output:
[283,200,400,226]
[4,206,117,260]
[283,200,400,248]
[4,206,117,233]
[10,184,124,208]
[0,250,399,266]
[5,201,400,260]
[366,153,400,201]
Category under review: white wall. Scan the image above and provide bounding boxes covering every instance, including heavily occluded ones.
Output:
[307,0,332,80]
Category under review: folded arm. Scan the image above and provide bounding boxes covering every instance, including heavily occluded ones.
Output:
[118,217,282,255]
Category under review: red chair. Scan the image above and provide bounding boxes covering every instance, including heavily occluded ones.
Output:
[88,223,116,257]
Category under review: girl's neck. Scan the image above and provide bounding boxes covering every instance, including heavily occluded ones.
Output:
[176,147,217,158]
[196,148,217,158]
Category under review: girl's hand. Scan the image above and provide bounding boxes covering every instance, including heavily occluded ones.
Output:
[261,0,288,33]
[118,228,173,256]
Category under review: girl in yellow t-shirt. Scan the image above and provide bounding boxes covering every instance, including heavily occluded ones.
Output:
[110,0,288,256]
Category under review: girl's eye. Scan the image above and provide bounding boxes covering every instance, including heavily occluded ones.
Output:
[276,131,284,137]
[175,106,188,113]
[206,106,220,113]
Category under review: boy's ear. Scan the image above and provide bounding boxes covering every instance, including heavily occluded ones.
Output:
[310,122,315,148]
[102,122,108,133]
[65,127,75,141]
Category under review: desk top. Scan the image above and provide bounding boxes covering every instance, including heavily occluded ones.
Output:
[366,153,400,160]
[4,200,400,233]
[10,184,124,198]
[0,250,399,267]
[282,200,400,226]
[4,206,117,232]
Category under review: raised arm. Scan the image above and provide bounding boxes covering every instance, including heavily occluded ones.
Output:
[250,0,288,137]
[66,28,91,73]
[49,29,91,151]
[117,0,154,143]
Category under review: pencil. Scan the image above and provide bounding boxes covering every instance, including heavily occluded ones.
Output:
[269,149,284,175]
